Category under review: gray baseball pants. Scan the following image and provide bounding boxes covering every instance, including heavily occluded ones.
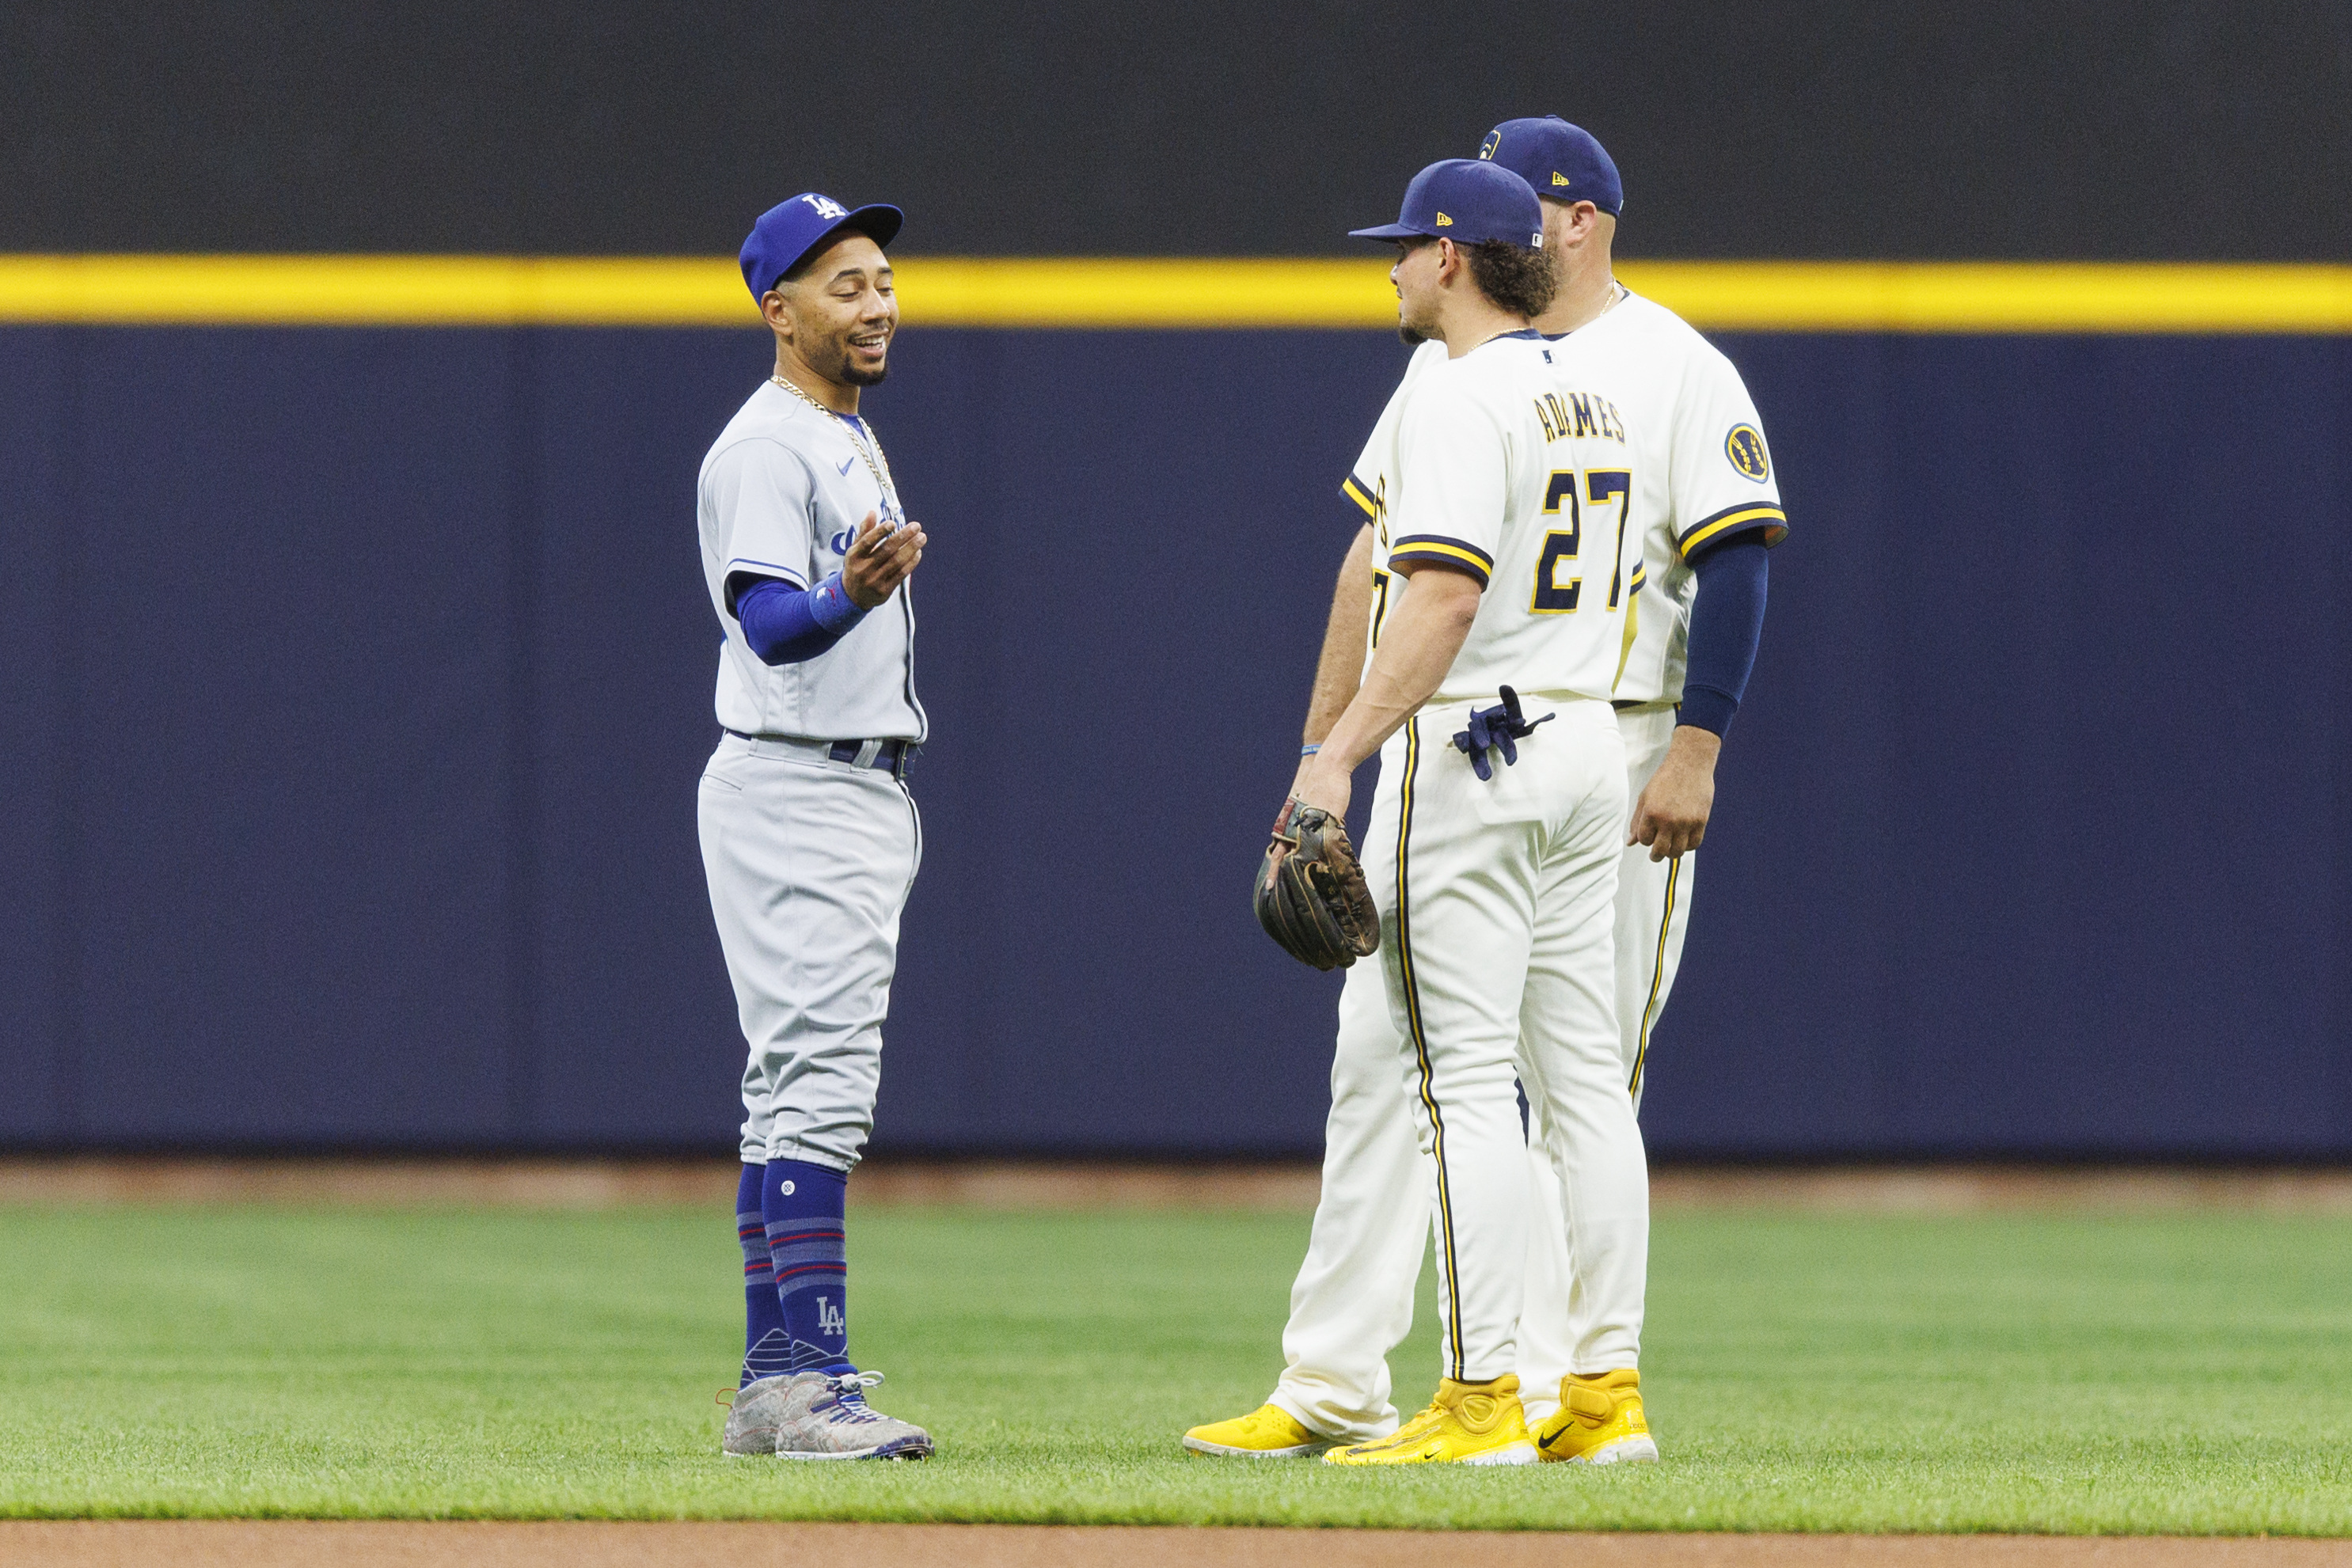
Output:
[698,732,921,1171]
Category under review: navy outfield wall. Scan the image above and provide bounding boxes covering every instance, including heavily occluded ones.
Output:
[2,324,2350,1158]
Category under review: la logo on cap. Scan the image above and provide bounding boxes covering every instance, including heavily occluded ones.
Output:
[1434,212,1453,226]
[803,194,849,219]
[1552,172,1571,187]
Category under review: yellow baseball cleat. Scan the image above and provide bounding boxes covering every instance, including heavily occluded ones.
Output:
[1183,1403,1337,1458]
[1534,1369,1659,1464]
[1321,1375,1537,1466]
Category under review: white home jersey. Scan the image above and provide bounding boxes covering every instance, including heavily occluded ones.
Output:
[1548,291,1788,704]
[1341,337,1447,529]
[697,381,926,742]
[1350,330,1640,706]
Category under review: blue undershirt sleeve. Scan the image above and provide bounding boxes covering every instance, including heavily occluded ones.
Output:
[731,572,869,666]
[1676,536,1770,738]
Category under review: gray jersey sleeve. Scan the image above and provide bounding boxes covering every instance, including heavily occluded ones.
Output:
[707,437,819,598]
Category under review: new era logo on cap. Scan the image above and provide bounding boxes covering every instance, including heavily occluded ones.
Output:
[1478,116,1624,216]
[1348,160,1543,249]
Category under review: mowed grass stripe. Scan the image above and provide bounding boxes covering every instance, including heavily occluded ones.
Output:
[1,1204,2350,1531]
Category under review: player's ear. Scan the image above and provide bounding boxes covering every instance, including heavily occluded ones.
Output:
[761,287,794,338]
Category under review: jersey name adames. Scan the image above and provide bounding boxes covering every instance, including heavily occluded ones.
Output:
[1354,331,1641,707]
[697,381,927,742]
[1345,297,1790,708]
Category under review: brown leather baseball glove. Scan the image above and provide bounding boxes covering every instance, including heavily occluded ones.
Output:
[1253,798,1380,970]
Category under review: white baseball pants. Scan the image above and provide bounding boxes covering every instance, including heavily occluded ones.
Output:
[1271,700,1689,1440]
[1355,696,1639,1391]
[698,732,921,1172]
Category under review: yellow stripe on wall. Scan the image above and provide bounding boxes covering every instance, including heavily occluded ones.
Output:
[2,255,2350,332]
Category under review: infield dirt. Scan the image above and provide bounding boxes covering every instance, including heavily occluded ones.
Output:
[8,1156,2352,1212]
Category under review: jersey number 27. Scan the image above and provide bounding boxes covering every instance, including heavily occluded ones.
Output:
[1533,469,1631,615]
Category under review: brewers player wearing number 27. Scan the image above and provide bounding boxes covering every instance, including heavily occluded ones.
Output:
[1282,157,1647,1466]
[1187,117,1786,1466]
[700,192,933,1460]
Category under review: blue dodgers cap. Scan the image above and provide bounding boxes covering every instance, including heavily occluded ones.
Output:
[739,192,905,301]
[1477,117,1624,216]
[1348,159,1545,249]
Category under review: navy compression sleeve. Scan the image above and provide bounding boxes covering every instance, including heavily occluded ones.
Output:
[733,573,868,666]
[1676,536,1770,738]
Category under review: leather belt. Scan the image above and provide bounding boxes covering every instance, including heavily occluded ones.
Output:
[722,728,916,776]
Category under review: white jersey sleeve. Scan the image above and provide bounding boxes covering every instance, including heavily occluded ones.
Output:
[1384,373,1507,588]
[1343,340,1448,529]
[1668,348,1788,561]
[705,437,819,594]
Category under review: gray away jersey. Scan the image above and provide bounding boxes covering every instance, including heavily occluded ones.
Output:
[697,380,927,742]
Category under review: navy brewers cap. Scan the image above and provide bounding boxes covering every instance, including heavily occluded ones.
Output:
[1478,117,1624,216]
[1349,158,1545,249]
[739,192,905,301]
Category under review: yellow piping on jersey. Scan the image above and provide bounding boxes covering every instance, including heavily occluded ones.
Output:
[1342,476,1377,518]
[1679,507,1788,558]
[1389,540,1495,583]
[1613,573,1642,691]
[6,256,2351,331]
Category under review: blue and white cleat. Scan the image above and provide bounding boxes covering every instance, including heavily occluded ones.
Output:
[724,1369,933,1460]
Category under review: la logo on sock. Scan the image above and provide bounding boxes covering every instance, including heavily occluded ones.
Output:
[817,1296,845,1338]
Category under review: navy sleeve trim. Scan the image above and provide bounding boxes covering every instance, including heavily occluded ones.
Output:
[1678,502,1788,558]
[1388,533,1495,587]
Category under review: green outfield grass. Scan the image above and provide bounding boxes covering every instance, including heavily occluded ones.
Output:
[2,1196,2350,1532]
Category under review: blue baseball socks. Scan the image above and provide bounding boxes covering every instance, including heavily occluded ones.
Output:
[736,1164,791,1385]
[736,1158,851,1382]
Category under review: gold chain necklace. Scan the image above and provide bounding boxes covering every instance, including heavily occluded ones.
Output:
[771,371,900,513]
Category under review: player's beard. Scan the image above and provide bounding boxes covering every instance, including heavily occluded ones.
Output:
[830,325,891,386]
[836,342,889,386]
[1396,298,1439,347]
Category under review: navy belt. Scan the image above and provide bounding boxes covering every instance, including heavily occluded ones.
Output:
[722,728,915,776]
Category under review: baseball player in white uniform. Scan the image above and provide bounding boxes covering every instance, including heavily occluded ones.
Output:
[1256,156,1650,1467]
[1187,119,1786,1464]
[701,192,934,1461]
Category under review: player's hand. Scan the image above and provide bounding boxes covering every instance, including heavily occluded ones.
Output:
[1290,755,1354,824]
[1626,724,1719,860]
[842,511,925,609]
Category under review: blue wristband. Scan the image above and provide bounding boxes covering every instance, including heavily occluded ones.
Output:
[1300,743,1321,757]
[807,571,870,635]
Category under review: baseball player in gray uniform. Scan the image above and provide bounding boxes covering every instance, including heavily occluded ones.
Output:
[702,192,933,1460]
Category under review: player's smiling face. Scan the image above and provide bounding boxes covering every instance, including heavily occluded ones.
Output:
[768,233,898,388]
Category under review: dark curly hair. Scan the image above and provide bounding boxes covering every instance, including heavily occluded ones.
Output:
[1462,238,1557,319]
